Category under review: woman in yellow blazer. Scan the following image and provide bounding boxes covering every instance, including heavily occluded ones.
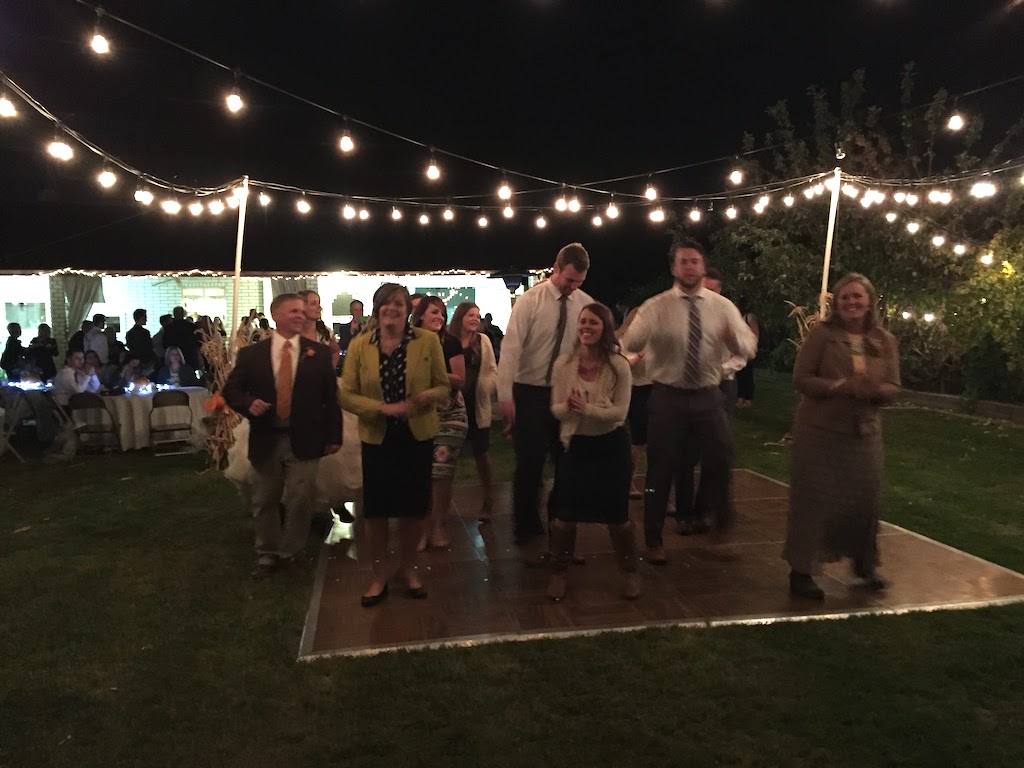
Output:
[339,283,450,607]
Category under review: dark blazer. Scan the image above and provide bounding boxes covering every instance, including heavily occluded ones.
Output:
[223,336,343,462]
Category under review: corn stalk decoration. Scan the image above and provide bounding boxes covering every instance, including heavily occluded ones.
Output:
[197,329,240,470]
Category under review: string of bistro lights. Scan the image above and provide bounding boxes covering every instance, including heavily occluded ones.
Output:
[14,267,540,280]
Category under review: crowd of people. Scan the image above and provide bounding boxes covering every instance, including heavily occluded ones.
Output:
[222,236,901,610]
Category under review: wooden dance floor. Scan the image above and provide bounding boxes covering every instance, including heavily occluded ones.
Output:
[299,469,1024,659]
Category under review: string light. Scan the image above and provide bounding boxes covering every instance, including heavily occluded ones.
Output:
[725,205,738,220]
[947,114,964,131]
[754,202,766,214]
[729,170,743,185]
[980,252,994,265]
[160,199,181,215]
[928,190,952,204]
[226,88,244,114]
[0,96,17,118]
[498,179,512,200]
[813,183,825,196]
[905,193,918,206]
[932,235,946,247]
[885,212,898,222]
[783,195,794,207]
[758,195,770,207]
[971,182,996,198]
[227,195,239,209]
[97,169,117,188]
[606,199,619,219]
[418,212,430,225]
[535,215,547,228]
[443,206,454,221]
[477,213,489,228]
[923,313,936,323]
[90,32,110,55]
[391,207,402,221]
[358,208,370,220]
[258,192,271,206]
[842,184,860,198]
[296,198,311,214]
[802,188,814,199]
[342,203,356,220]
[894,192,906,203]
[906,222,920,234]
[208,199,225,214]
[555,194,568,212]
[134,189,154,206]
[339,120,355,153]
[954,244,967,255]
[188,201,204,216]
[503,204,514,219]
[644,182,658,201]
[689,208,701,222]
[567,196,581,213]
[860,197,872,209]
[901,311,912,320]
[426,152,441,181]
[47,139,73,161]
[648,207,665,223]
[592,215,603,227]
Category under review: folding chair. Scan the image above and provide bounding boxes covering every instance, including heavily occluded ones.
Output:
[67,392,121,452]
[150,389,194,456]
[0,389,27,463]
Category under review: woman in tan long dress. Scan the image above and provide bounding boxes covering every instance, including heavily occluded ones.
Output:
[783,273,901,600]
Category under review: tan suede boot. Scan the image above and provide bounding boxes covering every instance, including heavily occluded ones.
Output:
[546,519,576,601]
[609,522,641,600]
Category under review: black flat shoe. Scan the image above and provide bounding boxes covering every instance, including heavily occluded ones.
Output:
[360,583,389,607]
[859,575,889,592]
[405,585,428,599]
[789,572,825,600]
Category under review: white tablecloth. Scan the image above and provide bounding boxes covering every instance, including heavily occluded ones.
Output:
[73,387,210,451]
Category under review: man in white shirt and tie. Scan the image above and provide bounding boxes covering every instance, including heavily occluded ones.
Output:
[622,238,756,564]
[497,243,593,547]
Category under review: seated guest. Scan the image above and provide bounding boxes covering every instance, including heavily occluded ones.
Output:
[105,353,143,391]
[52,350,103,405]
[2,322,27,380]
[154,346,201,386]
[26,323,59,381]
[88,350,117,391]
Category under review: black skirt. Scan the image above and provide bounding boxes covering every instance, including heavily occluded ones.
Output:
[552,426,631,524]
[361,422,433,519]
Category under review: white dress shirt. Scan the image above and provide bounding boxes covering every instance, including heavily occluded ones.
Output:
[271,331,300,385]
[497,279,594,401]
[52,365,102,405]
[621,284,756,390]
[83,327,109,364]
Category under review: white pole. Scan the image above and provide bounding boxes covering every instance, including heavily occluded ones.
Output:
[819,166,842,317]
[229,175,249,361]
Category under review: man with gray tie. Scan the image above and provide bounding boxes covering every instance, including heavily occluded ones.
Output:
[497,243,593,548]
[622,237,756,564]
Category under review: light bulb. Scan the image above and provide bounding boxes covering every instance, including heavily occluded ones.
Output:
[498,182,512,200]
[296,199,311,214]
[906,193,918,206]
[419,213,430,225]
[567,197,581,213]
[947,114,964,131]
[443,207,454,221]
[226,91,244,113]
[535,216,547,228]
[97,170,117,188]
[754,203,765,214]
[592,215,603,227]
[189,202,203,216]
[894,192,906,203]
[803,188,814,199]
[953,244,966,255]
[814,183,824,195]
[426,161,441,181]
[227,196,239,209]
[47,140,73,161]
[901,311,912,320]
[477,215,488,228]
[980,253,994,265]
[885,212,898,223]
[932,235,946,247]
[923,313,936,323]
[842,184,859,198]
[644,184,658,201]
[91,33,110,55]
[783,195,794,207]
[161,200,181,215]
[208,199,225,215]
[729,170,743,185]
[825,176,839,191]
[342,204,356,220]
[555,196,568,212]
[232,186,248,201]
[860,197,872,208]
[649,208,665,223]
[391,207,402,221]
[258,192,271,206]
[725,206,738,219]
[689,208,701,222]
[928,190,942,203]
[906,222,920,234]
[503,205,514,219]
[359,208,370,220]
[339,132,354,153]
[0,97,16,118]
[758,195,770,206]
[606,202,619,219]
[971,182,996,198]
[134,189,154,205]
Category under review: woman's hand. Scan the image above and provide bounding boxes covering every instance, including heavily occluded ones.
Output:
[567,388,588,414]
[379,400,411,419]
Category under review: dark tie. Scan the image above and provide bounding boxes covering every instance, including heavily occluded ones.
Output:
[545,295,569,385]
[682,295,702,388]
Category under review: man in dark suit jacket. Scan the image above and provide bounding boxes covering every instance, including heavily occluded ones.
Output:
[223,293,343,578]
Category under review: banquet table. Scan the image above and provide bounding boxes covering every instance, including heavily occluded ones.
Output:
[73,386,211,451]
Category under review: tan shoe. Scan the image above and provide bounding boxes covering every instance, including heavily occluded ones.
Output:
[645,546,667,565]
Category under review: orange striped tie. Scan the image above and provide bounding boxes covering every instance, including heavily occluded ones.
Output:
[276,340,293,419]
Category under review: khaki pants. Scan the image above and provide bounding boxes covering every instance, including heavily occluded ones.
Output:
[249,433,318,565]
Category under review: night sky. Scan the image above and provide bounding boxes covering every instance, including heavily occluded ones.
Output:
[1,0,1021,304]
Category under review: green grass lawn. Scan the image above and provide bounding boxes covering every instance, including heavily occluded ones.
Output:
[3,374,1023,767]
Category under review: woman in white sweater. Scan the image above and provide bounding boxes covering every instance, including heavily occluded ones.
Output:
[548,302,637,601]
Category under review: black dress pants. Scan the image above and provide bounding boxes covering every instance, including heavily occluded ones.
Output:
[512,383,562,543]
[676,377,738,520]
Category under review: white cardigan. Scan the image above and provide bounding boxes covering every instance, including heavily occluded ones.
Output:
[550,352,631,448]
[471,333,498,428]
